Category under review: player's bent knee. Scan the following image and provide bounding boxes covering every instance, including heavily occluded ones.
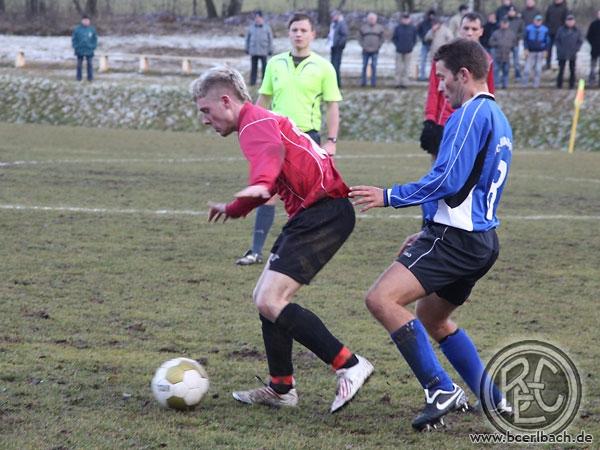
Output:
[365,290,387,318]
[254,295,276,320]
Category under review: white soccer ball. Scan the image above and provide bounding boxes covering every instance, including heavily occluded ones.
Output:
[151,357,209,410]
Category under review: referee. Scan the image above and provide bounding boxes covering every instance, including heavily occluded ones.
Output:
[350,39,513,431]
[236,12,342,266]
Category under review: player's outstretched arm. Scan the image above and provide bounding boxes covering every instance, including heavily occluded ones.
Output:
[207,201,229,223]
[348,185,384,213]
[234,184,271,199]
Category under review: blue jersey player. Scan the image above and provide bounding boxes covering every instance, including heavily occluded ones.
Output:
[350,39,513,431]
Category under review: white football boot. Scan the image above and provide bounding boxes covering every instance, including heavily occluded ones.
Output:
[233,384,298,408]
[330,355,374,413]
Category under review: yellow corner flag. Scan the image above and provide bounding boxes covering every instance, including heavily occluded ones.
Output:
[567,79,585,154]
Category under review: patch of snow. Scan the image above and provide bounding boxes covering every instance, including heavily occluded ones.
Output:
[0,33,591,78]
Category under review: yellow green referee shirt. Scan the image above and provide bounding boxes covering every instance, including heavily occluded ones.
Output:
[259,51,342,133]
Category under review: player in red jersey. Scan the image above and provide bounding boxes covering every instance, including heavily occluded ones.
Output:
[420,12,495,159]
[191,67,373,413]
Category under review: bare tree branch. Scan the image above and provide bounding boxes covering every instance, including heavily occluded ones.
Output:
[72,0,83,15]
[317,0,330,27]
[86,0,97,16]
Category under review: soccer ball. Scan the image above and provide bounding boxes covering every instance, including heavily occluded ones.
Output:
[151,357,209,410]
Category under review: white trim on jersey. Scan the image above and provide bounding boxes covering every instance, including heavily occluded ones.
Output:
[278,131,329,195]
[238,117,280,138]
[389,99,486,206]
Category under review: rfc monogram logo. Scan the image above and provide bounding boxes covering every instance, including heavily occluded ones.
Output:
[481,340,582,435]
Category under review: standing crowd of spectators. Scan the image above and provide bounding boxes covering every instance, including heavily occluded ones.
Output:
[240,1,600,91]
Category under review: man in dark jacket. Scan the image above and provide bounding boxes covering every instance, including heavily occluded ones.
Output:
[245,10,274,86]
[555,14,583,89]
[481,13,499,52]
[522,0,541,26]
[417,9,436,80]
[359,12,385,87]
[544,0,569,69]
[496,0,513,21]
[71,15,97,82]
[490,17,517,88]
[587,9,600,86]
[392,13,417,88]
[328,10,348,88]
[506,6,524,79]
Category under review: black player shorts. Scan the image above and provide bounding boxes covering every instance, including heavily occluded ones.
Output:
[397,222,499,305]
[269,197,355,285]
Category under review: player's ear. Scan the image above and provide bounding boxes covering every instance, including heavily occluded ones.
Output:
[221,94,232,107]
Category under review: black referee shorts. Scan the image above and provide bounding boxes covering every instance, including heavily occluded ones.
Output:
[269,197,355,285]
[397,222,499,305]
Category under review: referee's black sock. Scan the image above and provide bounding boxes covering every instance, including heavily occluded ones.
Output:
[275,303,357,370]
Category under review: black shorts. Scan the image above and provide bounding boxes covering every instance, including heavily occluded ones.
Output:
[269,197,355,285]
[397,223,499,305]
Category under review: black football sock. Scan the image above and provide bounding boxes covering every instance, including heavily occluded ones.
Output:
[260,314,294,393]
[341,354,359,369]
[275,303,347,366]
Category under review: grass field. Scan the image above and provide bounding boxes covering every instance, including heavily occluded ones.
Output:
[1,122,599,449]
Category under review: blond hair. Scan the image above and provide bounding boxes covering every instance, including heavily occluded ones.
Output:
[189,66,251,103]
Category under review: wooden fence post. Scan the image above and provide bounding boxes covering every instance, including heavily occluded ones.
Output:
[139,56,149,74]
[99,55,109,73]
[15,50,26,68]
[181,58,192,75]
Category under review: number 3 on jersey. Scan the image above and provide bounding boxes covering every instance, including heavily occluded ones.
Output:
[486,159,508,221]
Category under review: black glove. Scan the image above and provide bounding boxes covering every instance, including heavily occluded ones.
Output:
[419,120,444,157]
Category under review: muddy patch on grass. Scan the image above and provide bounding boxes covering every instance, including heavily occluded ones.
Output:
[228,347,262,360]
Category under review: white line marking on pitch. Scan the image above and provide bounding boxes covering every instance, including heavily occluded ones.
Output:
[0,151,571,167]
[1,204,599,221]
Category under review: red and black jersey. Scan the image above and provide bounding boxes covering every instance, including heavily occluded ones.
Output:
[225,103,349,219]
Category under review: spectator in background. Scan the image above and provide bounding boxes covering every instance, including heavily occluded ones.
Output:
[392,12,418,88]
[424,17,453,58]
[245,10,273,87]
[420,12,494,159]
[506,6,524,80]
[71,15,97,82]
[522,15,549,88]
[587,9,600,86]
[521,0,541,26]
[555,14,583,89]
[490,17,517,88]
[417,9,436,81]
[328,10,348,88]
[496,0,513,21]
[359,12,385,87]
[448,4,469,37]
[544,0,569,69]
[481,13,499,53]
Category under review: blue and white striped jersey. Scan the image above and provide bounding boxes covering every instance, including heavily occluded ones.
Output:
[383,93,512,231]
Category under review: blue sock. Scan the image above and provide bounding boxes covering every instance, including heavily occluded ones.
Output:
[391,319,453,391]
[251,204,275,255]
[439,328,503,406]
